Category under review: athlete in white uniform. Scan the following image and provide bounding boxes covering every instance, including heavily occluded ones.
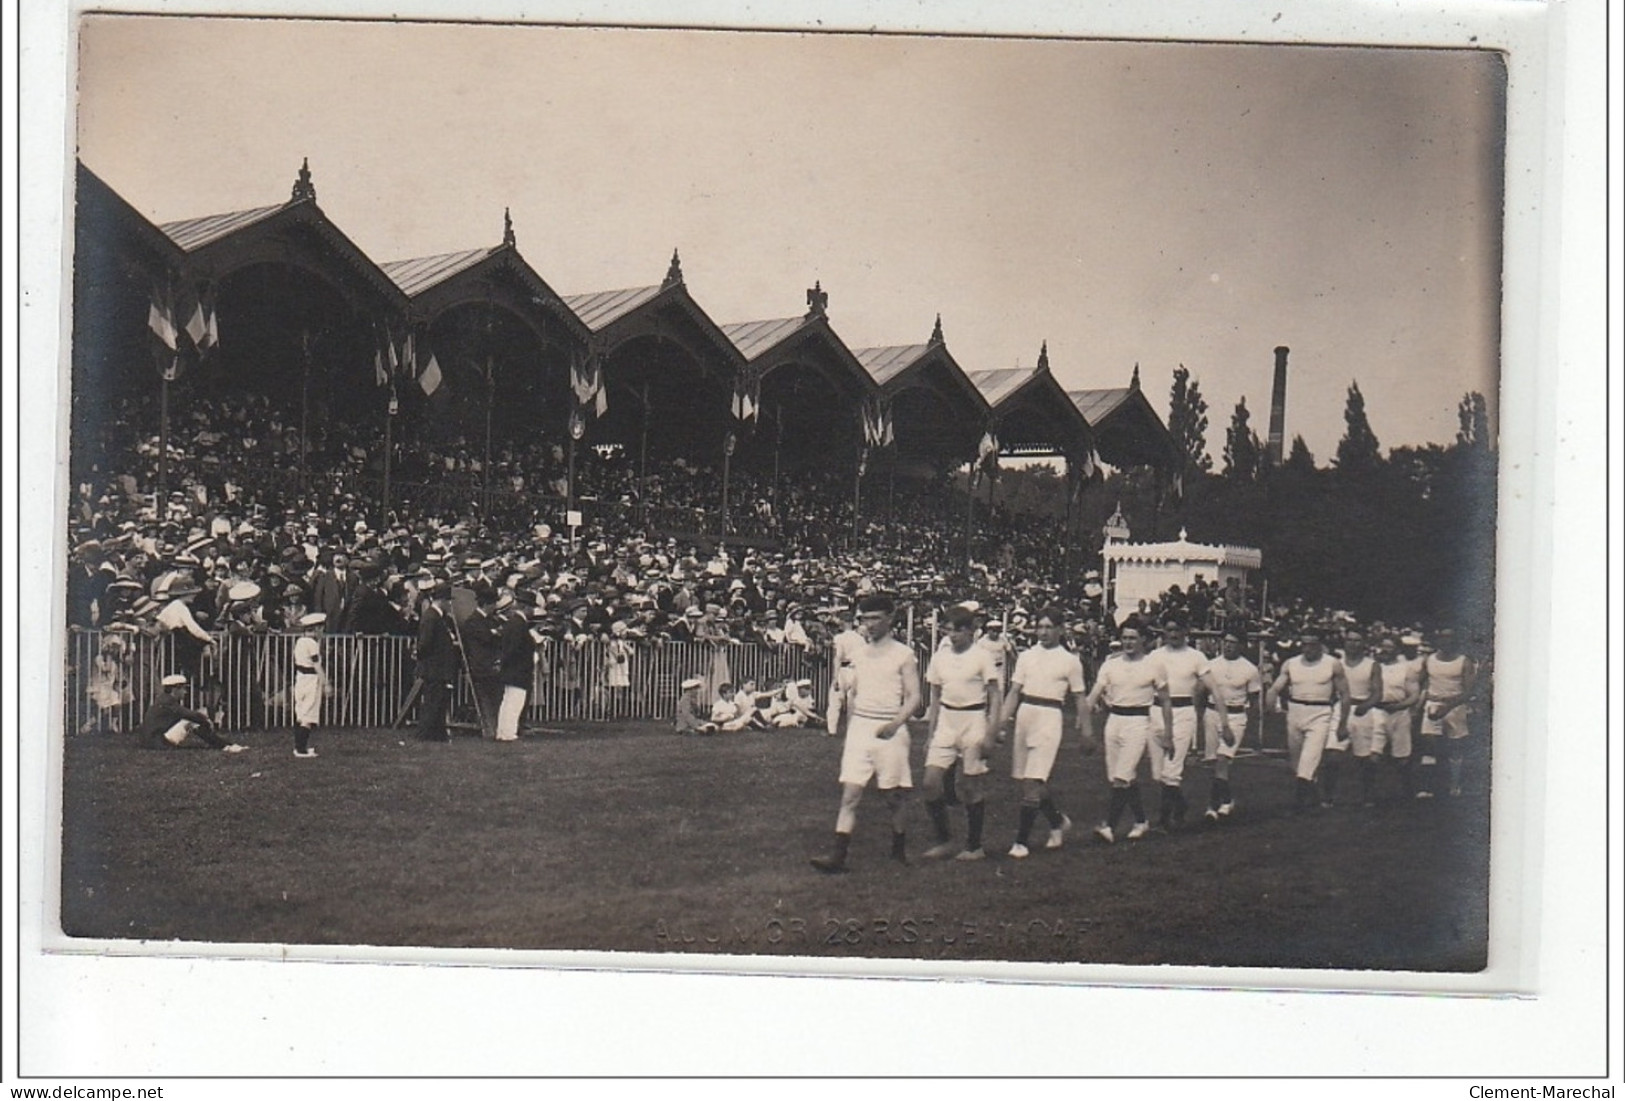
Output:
[1373,634,1421,799]
[1266,626,1351,813]
[1417,628,1477,797]
[1083,623,1171,842]
[994,607,1086,858]
[1149,619,1234,831]
[290,611,328,758]
[921,606,1004,861]
[810,593,923,873]
[825,615,866,737]
[1200,629,1261,820]
[1336,628,1384,806]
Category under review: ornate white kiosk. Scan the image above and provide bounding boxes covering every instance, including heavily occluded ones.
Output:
[1099,505,1262,624]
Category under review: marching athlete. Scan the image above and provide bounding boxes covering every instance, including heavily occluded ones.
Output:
[824,609,866,738]
[810,594,923,874]
[995,607,1085,858]
[1417,627,1478,798]
[1201,629,1261,820]
[1266,625,1352,812]
[1373,634,1421,799]
[1149,618,1233,831]
[920,606,1003,861]
[1337,627,1384,806]
[1083,623,1169,842]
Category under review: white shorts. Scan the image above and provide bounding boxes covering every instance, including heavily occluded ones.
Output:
[926,708,990,776]
[1421,702,1470,740]
[1204,708,1248,759]
[1103,711,1152,786]
[1375,707,1413,759]
[1148,705,1196,786]
[293,673,321,726]
[1011,703,1063,782]
[1347,709,1381,758]
[1286,702,1335,781]
[838,715,913,790]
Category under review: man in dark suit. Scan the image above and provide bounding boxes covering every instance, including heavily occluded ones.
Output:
[460,583,504,739]
[414,580,458,742]
[312,551,363,631]
[494,589,536,741]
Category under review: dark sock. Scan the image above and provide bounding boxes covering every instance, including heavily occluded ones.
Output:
[1213,778,1231,806]
[1322,760,1340,801]
[1017,805,1038,845]
[926,799,950,843]
[1360,760,1376,802]
[1397,758,1415,795]
[295,726,311,753]
[830,831,851,865]
[1107,786,1127,830]
[1126,785,1146,823]
[1159,785,1176,827]
[942,764,960,807]
[966,802,985,850]
[1039,795,1063,829]
[1172,786,1187,823]
[1297,778,1318,809]
[890,830,907,861]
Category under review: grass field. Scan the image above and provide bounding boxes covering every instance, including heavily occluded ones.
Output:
[58,721,1490,970]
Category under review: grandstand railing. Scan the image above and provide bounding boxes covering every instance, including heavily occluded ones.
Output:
[64,629,839,733]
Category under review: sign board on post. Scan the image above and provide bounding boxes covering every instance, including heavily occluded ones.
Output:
[566,510,583,529]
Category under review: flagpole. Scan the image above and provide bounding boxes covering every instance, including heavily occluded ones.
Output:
[851,444,862,546]
[639,381,650,527]
[299,330,311,487]
[721,433,732,537]
[964,463,974,571]
[771,404,782,529]
[158,368,171,503]
[382,387,395,518]
[482,355,494,515]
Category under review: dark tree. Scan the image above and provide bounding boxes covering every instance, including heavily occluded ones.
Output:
[1223,396,1263,481]
[1334,381,1383,474]
[1167,364,1212,480]
[1285,434,1316,471]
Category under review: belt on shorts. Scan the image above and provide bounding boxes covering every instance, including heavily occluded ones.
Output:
[1225,704,1249,714]
[1378,702,1410,712]
[295,666,319,675]
[1289,698,1333,706]
[1020,695,1065,710]
[1110,705,1151,717]
[1168,695,1195,707]
[942,702,986,712]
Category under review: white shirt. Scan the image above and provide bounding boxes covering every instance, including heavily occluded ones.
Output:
[293,635,321,671]
[1090,652,1165,707]
[1379,658,1418,705]
[1207,655,1262,709]
[849,636,919,720]
[1011,644,1086,703]
[156,599,213,642]
[926,643,1001,709]
[1282,654,1342,703]
[831,628,866,669]
[1154,645,1210,698]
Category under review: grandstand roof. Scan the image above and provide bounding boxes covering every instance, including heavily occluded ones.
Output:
[853,344,931,387]
[968,349,1098,464]
[563,284,664,332]
[721,317,808,363]
[158,204,286,252]
[381,248,501,298]
[1067,386,1134,425]
[1066,382,1178,471]
[967,366,1034,408]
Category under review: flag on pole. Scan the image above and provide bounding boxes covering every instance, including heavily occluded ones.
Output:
[418,353,443,396]
[161,356,179,382]
[147,289,177,350]
[183,292,207,349]
[374,345,389,388]
[976,430,999,483]
[731,373,758,424]
[571,351,607,419]
[568,407,585,440]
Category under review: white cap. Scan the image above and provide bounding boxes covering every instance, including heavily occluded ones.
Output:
[297,612,328,628]
[161,674,188,687]
[681,677,704,690]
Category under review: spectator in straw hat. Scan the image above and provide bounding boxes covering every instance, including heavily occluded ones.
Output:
[290,612,329,758]
[494,588,534,742]
[136,674,245,753]
[675,677,716,735]
[414,579,457,743]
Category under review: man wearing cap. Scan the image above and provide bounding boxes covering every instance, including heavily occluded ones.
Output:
[1083,621,1168,843]
[1266,626,1353,813]
[1146,617,1234,831]
[290,612,328,758]
[461,584,505,739]
[996,606,1086,857]
[810,593,922,874]
[921,606,1004,861]
[1416,627,1478,798]
[674,678,717,735]
[1200,629,1262,820]
[494,589,535,742]
[414,581,458,742]
[136,675,245,752]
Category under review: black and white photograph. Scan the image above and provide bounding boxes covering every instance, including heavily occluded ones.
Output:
[13,0,1615,1082]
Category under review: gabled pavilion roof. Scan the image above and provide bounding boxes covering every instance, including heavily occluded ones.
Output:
[563,285,664,333]
[158,205,285,252]
[381,248,500,298]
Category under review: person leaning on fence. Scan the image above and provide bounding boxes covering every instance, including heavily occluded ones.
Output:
[414,580,457,743]
[137,674,246,753]
[675,677,717,735]
[494,588,534,742]
[291,611,329,758]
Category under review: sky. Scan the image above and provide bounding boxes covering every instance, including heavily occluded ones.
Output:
[74,14,1506,460]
